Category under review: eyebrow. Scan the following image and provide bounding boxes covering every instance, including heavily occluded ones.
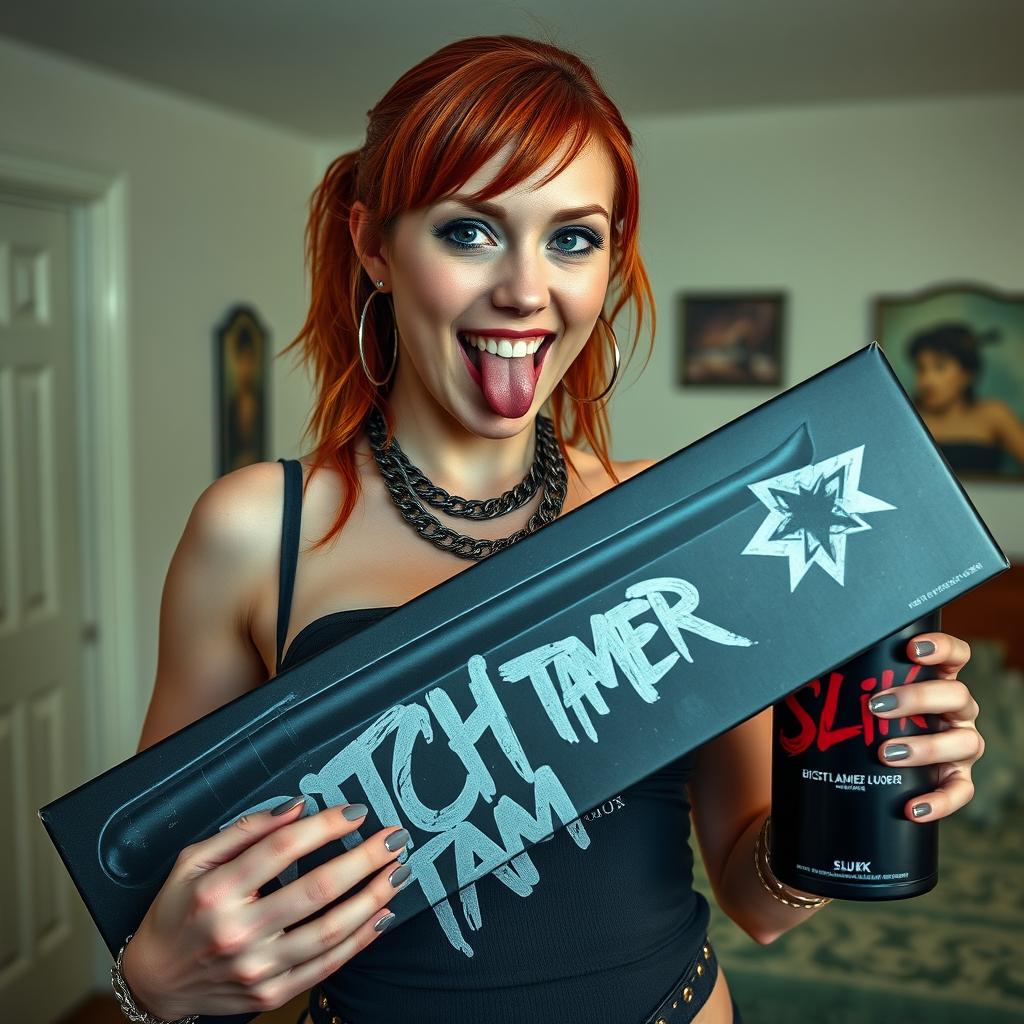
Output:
[444,194,610,223]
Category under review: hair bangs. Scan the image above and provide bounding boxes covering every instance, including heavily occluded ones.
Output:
[386,66,602,221]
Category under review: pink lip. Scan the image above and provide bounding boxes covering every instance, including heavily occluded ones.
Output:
[459,327,556,339]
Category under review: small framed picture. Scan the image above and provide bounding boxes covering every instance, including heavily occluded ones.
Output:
[678,292,785,387]
[215,304,269,476]
[874,282,1024,481]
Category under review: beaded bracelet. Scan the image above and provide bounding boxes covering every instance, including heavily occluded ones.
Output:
[753,815,833,909]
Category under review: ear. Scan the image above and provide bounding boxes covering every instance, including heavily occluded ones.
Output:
[349,200,391,286]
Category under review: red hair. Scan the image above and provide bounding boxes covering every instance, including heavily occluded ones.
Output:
[278,34,656,551]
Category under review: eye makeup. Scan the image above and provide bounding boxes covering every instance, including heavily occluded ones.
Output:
[429,218,606,259]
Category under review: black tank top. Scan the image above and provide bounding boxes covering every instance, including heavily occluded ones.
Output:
[274,458,711,1024]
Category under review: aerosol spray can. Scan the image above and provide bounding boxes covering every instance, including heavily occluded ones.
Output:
[769,609,942,900]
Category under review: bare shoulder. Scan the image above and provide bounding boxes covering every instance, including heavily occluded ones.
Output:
[613,455,659,482]
[137,461,290,751]
[187,459,286,554]
[560,445,659,514]
[565,445,659,500]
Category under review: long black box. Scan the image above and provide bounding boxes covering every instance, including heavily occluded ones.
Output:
[40,343,1007,1015]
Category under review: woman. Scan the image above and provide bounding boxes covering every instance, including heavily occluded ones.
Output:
[909,321,1024,475]
[116,35,985,1024]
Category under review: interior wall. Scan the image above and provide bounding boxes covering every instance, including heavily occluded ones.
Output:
[609,93,1024,558]
[0,36,320,737]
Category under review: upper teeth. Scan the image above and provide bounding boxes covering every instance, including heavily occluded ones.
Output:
[462,332,548,358]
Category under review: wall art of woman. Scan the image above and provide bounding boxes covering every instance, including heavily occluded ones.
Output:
[909,321,1024,477]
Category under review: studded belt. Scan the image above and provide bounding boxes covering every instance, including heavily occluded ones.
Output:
[303,933,717,1024]
[641,934,718,1024]
[306,984,346,1024]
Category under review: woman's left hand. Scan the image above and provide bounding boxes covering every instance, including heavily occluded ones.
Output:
[868,630,984,823]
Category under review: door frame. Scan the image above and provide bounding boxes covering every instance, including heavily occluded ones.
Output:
[0,148,137,982]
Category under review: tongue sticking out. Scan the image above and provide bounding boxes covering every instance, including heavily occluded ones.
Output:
[478,349,537,419]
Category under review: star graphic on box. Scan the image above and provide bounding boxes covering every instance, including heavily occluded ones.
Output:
[742,445,896,590]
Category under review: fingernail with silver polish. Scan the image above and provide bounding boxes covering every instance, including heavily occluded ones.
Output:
[913,640,936,657]
[374,912,396,932]
[271,796,305,816]
[869,693,899,713]
[912,802,932,818]
[389,863,411,889]
[883,744,910,761]
[342,803,368,821]
[385,828,410,852]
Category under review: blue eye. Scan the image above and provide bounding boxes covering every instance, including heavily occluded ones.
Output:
[551,230,602,257]
[443,223,490,248]
[430,219,604,259]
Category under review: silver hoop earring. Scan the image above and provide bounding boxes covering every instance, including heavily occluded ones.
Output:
[563,317,621,403]
[358,279,398,387]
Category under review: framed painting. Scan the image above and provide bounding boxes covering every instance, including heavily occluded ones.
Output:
[678,292,785,387]
[215,304,269,476]
[874,282,1024,481]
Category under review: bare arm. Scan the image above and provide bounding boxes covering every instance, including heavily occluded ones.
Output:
[688,707,829,945]
[137,461,282,752]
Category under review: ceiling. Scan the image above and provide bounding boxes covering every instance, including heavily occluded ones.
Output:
[1,0,1022,140]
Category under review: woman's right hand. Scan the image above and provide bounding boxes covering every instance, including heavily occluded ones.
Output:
[120,798,409,1019]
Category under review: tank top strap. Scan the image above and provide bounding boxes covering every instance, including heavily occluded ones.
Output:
[275,458,304,674]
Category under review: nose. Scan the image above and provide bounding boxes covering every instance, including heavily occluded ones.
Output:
[490,245,551,318]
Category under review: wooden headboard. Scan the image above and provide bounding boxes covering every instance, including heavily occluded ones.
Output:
[943,563,1024,671]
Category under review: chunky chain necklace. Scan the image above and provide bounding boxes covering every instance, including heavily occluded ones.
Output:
[365,406,568,560]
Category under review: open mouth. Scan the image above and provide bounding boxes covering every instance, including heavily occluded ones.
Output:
[456,331,552,376]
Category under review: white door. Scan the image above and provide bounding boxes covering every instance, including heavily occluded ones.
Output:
[0,196,94,1021]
